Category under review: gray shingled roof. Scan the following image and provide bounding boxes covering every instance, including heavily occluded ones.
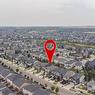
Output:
[0,66,10,77]
[64,71,75,79]
[51,68,67,76]
[23,84,50,95]
[6,74,26,87]
[72,73,81,80]
[74,61,82,66]
[0,87,13,95]
[44,65,58,72]
[65,60,76,64]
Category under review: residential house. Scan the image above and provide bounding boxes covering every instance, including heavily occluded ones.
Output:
[71,73,85,85]
[87,80,95,93]
[21,84,52,95]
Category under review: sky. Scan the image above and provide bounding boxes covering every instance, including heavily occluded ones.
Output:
[0,0,95,26]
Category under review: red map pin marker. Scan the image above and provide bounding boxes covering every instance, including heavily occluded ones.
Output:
[44,40,56,63]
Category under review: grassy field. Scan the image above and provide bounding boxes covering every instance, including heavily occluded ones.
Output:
[37,39,95,49]
[62,41,95,49]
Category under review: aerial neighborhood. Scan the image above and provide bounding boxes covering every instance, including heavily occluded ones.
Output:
[0,27,95,95]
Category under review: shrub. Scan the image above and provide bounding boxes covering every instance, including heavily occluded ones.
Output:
[51,85,55,91]
[55,87,59,94]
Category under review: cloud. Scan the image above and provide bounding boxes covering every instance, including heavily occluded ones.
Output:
[0,0,95,26]
[84,0,95,9]
[62,0,95,9]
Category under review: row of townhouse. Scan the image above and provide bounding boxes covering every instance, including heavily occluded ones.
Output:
[0,64,54,95]
[0,52,85,87]
[33,61,85,85]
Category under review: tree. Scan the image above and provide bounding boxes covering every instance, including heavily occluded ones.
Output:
[16,68,19,73]
[51,85,55,91]
[76,69,79,73]
[83,66,95,81]
[1,63,4,66]
[45,84,47,88]
[27,76,30,80]
[55,87,59,94]
[27,54,31,58]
